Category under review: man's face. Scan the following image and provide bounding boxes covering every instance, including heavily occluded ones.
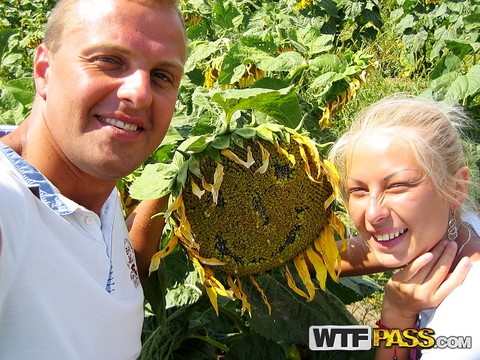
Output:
[36,0,186,181]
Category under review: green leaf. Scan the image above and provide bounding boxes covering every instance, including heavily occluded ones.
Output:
[326,276,382,305]
[0,29,17,60]
[248,271,357,344]
[179,135,209,153]
[309,54,343,74]
[235,127,257,139]
[224,334,286,360]
[218,43,271,85]
[211,134,231,149]
[257,51,305,74]
[184,40,221,73]
[445,39,477,60]
[4,77,34,106]
[212,0,240,31]
[211,87,302,128]
[297,30,334,56]
[129,163,177,200]
[444,65,480,105]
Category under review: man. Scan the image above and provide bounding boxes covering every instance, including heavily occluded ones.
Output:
[0,0,186,358]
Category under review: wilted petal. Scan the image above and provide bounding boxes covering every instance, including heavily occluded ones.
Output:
[255,141,270,174]
[191,180,205,199]
[293,253,316,301]
[221,147,255,168]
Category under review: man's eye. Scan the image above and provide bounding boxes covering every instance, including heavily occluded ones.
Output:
[153,71,173,84]
[93,56,123,69]
[98,56,117,63]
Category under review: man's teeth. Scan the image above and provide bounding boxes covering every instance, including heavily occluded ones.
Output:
[103,117,138,131]
[376,229,407,241]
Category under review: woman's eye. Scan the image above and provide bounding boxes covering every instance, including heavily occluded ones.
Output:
[391,183,407,187]
[348,187,368,197]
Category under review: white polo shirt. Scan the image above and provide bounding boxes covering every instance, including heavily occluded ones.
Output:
[0,140,144,359]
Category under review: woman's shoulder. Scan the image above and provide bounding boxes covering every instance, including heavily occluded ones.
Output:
[462,212,480,235]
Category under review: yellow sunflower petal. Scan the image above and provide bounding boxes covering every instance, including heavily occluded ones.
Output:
[305,246,327,290]
[315,222,341,281]
[211,162,224,204]
[164,194,183,219]
[199,162,224,205]
[149,235,179,273]
[255,141,270,174]
[221,146,255,168]
[191,258,230,316]
[191,179,205,199]
[249,275,271,315]
[227,275,252,316]
[205,282,220,315]
[293,253,316,301]
[275,143,296,166]
[293,134,323,181]
[320,105,331,129]
[284,264,310,299]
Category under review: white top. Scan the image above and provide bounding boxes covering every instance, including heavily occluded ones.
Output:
[418,213,480,359]
[0,141,144,360]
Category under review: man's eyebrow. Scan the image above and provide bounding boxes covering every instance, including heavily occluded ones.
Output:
[84,44,185,72]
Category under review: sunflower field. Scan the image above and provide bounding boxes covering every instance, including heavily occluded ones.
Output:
[1,0,480,359]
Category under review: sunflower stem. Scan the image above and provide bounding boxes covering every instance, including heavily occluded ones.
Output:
[187,334,230,352]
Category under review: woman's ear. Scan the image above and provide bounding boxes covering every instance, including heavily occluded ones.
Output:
[453,166,470,206]
[33,44,50,100]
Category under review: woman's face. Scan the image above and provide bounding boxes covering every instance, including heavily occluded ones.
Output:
[345,134,451,267]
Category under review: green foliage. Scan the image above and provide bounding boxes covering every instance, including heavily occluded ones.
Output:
[0,0,55,123]
[2,1,480,359]
[140,246,377,359]
[381,0,480,105]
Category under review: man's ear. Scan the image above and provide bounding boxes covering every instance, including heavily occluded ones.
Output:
[453,166,470,206]
[33,44,50,100]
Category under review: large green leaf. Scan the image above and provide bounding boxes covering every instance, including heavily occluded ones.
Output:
[129,163,178,200]
[441,65,480,105]
[246,271,375,359]
[224,334,287,360]
[211,87,302,128]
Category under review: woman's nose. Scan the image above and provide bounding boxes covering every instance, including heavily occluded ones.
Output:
[366,194,390,224]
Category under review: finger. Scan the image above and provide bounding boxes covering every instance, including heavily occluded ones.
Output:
[408,240,455,284]
[422,240,458,285]
[433,256,471,302]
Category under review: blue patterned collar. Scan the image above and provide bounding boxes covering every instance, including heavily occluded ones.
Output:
[0,138,73,216]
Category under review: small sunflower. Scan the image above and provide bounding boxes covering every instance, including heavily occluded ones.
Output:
[147,125,345,315]
[203,61,265,90]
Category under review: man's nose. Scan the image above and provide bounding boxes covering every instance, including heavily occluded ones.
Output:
[117,70,153,109]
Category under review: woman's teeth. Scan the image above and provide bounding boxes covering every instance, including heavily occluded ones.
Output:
[376,228,407,241]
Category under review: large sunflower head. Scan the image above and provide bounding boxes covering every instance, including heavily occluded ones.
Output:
[144,125,345,315]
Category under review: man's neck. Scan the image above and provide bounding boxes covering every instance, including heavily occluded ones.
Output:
[2,117,116,215]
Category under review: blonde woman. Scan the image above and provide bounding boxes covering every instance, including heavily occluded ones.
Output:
[329,96,480,359]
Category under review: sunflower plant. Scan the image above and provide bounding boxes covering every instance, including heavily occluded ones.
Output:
[132,87,379,360]
[127,1,385,359]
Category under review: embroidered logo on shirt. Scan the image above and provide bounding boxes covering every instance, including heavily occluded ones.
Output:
[124,238,140,289]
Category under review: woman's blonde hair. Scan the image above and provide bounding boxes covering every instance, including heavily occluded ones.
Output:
[329,95,477,214]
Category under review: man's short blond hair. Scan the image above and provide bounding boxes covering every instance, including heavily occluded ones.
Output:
[44,0,186,55]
